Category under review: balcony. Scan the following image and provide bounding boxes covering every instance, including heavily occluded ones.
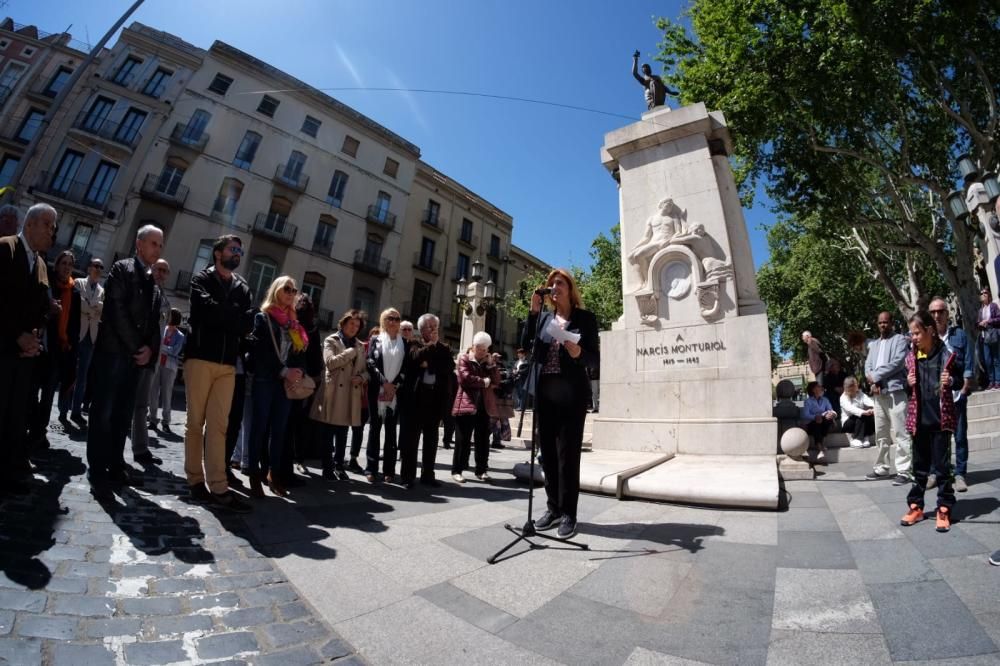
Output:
[139,173,189,209]
[26,79,59,103]
[273,164,309,193]
[457,233,479,249]
[421,210,443,232]
[35,171,121,214]
[353,249,391,277]
[174,269,192,293]
[312,236,334,257]
[412,252,442,276]
[253,212,297,245]
[168,122,209,152]
[140,80,167,99]
[71,111,142,150]
[107,70,136,89]
[366,205,396,230]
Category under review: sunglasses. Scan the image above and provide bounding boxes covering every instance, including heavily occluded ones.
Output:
[385,316,401,322]
[281,285,298,294]
[227,246,245,256]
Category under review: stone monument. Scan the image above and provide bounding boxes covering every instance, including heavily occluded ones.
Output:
[590,102,779,509]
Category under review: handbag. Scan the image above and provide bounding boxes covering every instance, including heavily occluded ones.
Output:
[266,315,316,400]
[986,327,1000,345]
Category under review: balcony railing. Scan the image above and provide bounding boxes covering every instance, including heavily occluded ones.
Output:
[175,269,192,293]
[140,80,167,99]
[312,237,334,256]
[253,212,297,244]
[71,111,142,149]
[139,173,189,208]
[316,308,336,330]
[36,171,121,212]
[168,122,209,152]
[421,209,443,230]
[366,205,396,230]
[353,249,391,277]
[413,252,442,275]
[274,164,309,193]
[457,233,479,249]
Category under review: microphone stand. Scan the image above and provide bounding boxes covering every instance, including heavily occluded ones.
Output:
[487,300,588,564]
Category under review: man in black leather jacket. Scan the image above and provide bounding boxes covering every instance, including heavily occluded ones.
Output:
[87,225,163,499]
[182,235,254,512]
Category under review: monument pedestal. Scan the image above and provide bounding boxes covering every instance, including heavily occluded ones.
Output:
[592,102,779,509]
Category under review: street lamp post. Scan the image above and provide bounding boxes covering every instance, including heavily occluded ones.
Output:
[455,259,495,351]
[946,155,1000,296]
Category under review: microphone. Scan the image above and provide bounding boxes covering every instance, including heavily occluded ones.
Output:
[534,287,553,296]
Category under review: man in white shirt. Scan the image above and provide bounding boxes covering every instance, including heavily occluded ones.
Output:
[71,258,104,425]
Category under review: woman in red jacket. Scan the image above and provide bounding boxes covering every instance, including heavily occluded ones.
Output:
[451,331,500,483]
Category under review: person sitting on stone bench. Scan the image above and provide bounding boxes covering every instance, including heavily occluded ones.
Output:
[801,381,836,462]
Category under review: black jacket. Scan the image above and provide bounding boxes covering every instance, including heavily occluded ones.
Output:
[185,266,254,367]
[0,236,49,357]
[407,339,456,419]
[521,307,600,400]
[95,256,161,365]
[249,311,307,382]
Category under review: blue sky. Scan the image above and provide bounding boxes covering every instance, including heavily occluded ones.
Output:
[14,0,774,270]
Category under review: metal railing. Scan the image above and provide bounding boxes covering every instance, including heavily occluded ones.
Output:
[353,249,391,276]
[3,21,92,52]
[168,122,209,152]
[421,209,443,229]
[457,233,479,249]
[365,204,396,230]
[274,164,309,192]
[253,212,297,244]
[36,171,121,212]
[312,237,334,256]
[412,252,442,275]
[139,173,189,208]
[317,308,336,330]
[72,110,142,149]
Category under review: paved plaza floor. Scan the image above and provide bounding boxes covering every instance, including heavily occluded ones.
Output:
[2,408,999,665]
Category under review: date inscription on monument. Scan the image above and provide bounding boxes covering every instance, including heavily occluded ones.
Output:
[635,325,727,372]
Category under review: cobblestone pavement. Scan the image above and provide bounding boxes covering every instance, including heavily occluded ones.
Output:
[0,410,360,665]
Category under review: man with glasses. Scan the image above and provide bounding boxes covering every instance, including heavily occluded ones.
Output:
[927,297,973,492]
[71,258,105,425]
[183,235,254,512]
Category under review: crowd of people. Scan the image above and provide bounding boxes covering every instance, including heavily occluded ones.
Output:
[0,206,600,541]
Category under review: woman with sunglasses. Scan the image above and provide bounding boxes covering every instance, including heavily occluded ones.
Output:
[246,276,308,497]
[977,287,1000,389]
[365,309,411,483]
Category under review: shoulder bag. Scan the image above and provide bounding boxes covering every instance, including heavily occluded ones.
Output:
[266,316,316,400]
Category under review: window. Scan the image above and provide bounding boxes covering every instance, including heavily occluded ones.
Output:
[263,197,292,233]
[283,150,306,182]
[21,47,35,58]
[301,115,321,138]
[115,108,147,146]
[341,135,359,157]
[70,223,93,254]
[142,68,171,98]
[456,253,470,280]
[488,267,499,285]
[193,240,214,275]
[364,234,384,261]
[0,156,19,187]
[51,150,84,193]
[233,131,261,169]
[460,218,474,243]
[419,237,435,268]
[208,72,233,96]
[247,257,278,302]
[257,94,280,117]
[353,287,377,318]
[301,272,325,307]
[82,96,114,132]
[489,233,501,258]
[412,279,432,316]
[326,170,348,207]
[16,109,44,143]
[156,159,187,196]
[212,177,244,218]
[113,56,142,85]
[0,40,8,51]
[383,157,399,179]
[425,199,440,225]
[314,216,336,254]
[374,191,391,221]
[0,62,27,94]
[182,109,211,143]
[85,161,119,207]
[45,67,72,97]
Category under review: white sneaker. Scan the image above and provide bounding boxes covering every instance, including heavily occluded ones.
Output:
[452,473,465,484]
[817,449,826,461]
[849,438,864,448]
[477,472,491,482]
[861,439,872,448]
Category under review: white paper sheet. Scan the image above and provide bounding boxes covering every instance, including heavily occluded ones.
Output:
[545,317,581,345]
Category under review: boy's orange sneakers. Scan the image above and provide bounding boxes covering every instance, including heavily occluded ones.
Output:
[935,506,951,533]
[900,504,924,526]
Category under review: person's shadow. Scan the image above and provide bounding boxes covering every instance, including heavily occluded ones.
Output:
[575,521,726,561]
[0,448,87,589]
[953,495,1000,525]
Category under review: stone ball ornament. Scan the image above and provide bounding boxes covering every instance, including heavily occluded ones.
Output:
[780,427,810,459]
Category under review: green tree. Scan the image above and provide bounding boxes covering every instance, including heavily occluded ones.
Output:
[500,267,550,324]
[576,225,623,331]
[657,0,1000,347]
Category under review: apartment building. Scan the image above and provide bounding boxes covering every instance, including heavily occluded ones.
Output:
[16,22,203,271]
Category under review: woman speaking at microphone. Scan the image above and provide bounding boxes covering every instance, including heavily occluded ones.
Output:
[522,268,600,540]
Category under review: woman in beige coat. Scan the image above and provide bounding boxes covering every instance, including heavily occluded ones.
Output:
[310,309,369,480]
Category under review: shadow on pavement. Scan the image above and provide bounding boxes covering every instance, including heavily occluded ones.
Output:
[954,495,1000,524]
[0,448,86,589]
[579,521,725,561]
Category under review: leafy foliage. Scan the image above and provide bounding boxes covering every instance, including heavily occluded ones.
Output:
[576,225,623,331]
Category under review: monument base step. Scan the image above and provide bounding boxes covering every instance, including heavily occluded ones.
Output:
[512,449,667,493]
[623,454,780,510]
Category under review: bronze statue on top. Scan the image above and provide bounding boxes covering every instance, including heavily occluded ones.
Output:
[632,50,678,111]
